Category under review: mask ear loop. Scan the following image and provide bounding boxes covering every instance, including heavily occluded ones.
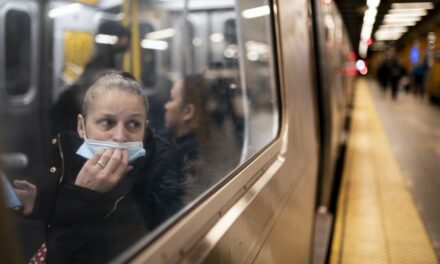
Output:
[79,114,89,140]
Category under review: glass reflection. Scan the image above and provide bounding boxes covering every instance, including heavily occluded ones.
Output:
[0,0,279,262]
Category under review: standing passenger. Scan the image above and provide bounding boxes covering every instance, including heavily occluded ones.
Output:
[51,21,131,135]
[412,58,429,98]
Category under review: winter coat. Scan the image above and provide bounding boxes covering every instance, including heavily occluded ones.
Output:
[30,130,182,263]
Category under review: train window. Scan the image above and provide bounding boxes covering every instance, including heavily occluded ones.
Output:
[2,0,279,262]
[4,9,31,96]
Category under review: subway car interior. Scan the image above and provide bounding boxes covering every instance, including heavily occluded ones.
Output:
[0,0,439,263]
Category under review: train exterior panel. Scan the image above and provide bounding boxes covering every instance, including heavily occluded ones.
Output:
[0,0,354,263]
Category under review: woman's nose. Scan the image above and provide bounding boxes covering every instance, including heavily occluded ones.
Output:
[113,124,128,142]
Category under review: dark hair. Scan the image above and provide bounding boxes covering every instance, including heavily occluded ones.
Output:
[97,21,130,38]
[180,74,209,141]
[82,70,148,117]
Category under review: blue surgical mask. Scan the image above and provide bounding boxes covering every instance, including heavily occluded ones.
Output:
[76,117,146,163]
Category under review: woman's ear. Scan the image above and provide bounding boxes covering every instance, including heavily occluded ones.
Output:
[77,114,85,138]
[182,104,195,122]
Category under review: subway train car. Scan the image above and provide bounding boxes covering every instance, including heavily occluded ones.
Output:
[0,0,354,263]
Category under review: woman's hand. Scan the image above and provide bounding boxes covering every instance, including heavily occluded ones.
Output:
[14,180,37,216]
[75,148,132,192]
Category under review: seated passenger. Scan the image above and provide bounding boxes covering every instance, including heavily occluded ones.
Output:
[164,74,211,200]
[14,71,182,263]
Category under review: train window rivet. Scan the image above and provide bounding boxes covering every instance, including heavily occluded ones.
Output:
[50,167,56,173]
[51,138,57,144]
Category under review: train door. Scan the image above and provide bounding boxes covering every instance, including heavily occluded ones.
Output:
[0,0,46,198]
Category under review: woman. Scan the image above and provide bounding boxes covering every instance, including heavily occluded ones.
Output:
[14,71,182,263]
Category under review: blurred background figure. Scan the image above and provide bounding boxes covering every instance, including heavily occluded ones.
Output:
[411,57,429,98]
[376,49,407,100]
[376,54,390,95]
[50,21,131,135]
[164,74,210,200]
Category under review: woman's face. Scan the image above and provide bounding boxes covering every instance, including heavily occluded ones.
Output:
[164,81,184,134]
[78,89,146,142]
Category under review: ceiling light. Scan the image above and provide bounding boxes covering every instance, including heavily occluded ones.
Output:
[377,26,407,33]
[95,34,118,45]
[361,25,373,40]
[210,33,224,43]
[242,5,270,19]
[391,2,434,10]
[48,3,81,18]
[389,8,428,15]
[380,22,416,27]
[375,30,404,41]
[364,8,378,24]
[385,12,426,18]
[383,16,421,23]
[367,0,381,8]
[382,20,417,26]
[141,39,168,50]
[359,42,368,58]
[145,28,176,40]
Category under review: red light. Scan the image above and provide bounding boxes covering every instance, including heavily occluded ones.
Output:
[367,38,373,46]
[348,51,356,61]
[360,68,368,75]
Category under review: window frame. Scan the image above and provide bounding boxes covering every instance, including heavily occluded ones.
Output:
[0,1,38,107]
[113,0,285,262]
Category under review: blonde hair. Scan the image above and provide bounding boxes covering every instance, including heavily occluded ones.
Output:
[82,70,149,117]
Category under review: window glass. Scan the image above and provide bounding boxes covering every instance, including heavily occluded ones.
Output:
[5,9,31,96]
[3,0,279,262]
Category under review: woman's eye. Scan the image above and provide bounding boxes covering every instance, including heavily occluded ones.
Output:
[127,121,141,130]
[99,119,115,128]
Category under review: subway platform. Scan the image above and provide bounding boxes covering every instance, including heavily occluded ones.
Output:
[330,78,440,263]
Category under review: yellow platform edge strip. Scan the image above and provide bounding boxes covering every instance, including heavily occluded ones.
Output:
[330,79,438,264]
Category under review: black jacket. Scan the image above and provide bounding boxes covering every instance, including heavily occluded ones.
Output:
[31,130,182,263]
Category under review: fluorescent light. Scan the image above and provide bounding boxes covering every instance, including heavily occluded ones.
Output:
[247,51,259,61]
[242,5,270,19]
[382,20,417,26]
[389,8,428,15]
[145,28,176,40]
[380,23,413,28]
[367,0,381,8]
[383,16,421,23]
[192,37,203,47]
[385,12,426,18]
[141,39,168,50]
[391,2,434,9]
[246,41,269,54]
[364,8,378,25]
[210,33,224,43]
[359,42,368,58]
[48,3,81,18]
[376,27,407,34]
[375,30,404,41]
[95,34,118,45]
[361,25,373,40]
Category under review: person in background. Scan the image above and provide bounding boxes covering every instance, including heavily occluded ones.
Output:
[411,57,429,98]
[164,74,210,200]
[388,58,406,100]
[51,21,131,135]
[376,56,390,94]
[14,71,182,263]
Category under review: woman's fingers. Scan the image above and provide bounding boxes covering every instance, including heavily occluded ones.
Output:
[89,149,110,169]
[14,180,36,191]
[102,148,123,174]
[113,149,129,178]
[75,148,129,192]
